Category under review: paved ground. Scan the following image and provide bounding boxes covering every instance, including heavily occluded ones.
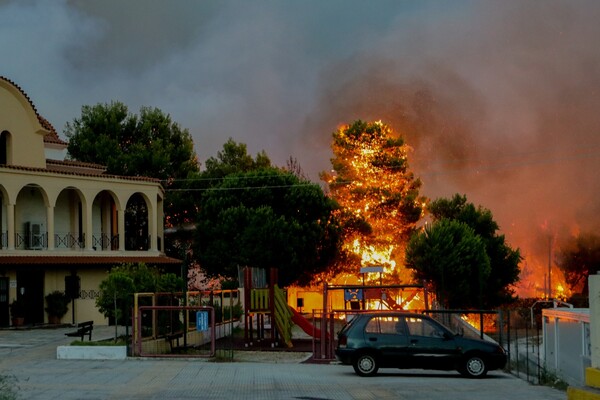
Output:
[0,325,567,400]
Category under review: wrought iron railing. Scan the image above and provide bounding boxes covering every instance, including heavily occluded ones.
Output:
[3,231,152,252]
[15,231,47,250]
[92,233,119,250]
[54,233,85,249]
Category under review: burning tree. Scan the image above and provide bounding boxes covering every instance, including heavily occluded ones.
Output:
[320,120,426,283]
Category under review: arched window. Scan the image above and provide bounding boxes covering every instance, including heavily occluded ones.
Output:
[0,131,9,165]
[125,193,149,250]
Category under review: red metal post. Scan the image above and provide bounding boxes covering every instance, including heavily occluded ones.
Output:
[321,281,328,358]
[244,267,251,346]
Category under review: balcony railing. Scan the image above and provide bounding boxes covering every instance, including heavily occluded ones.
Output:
[55,233,85,249]
[15,231,46,250]
[3,231,152,252]
[92,233,119,250]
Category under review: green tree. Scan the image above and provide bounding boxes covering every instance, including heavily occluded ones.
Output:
[409,194,521,309]
[320,120,426,282]
[557,232,600,295]
[96,263,183,325]
[166,139,274,286]
[203,138,271,180]
[178,138,272,223]
[193,167,342,287]
[406,220,490,309]
[64,101,200,227]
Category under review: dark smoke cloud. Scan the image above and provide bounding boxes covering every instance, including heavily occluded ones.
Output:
[2,0,600,295]
[300,1,600,295]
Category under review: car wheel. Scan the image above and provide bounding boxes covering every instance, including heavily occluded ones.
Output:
[353,353,379,377]
[460,354,488,378]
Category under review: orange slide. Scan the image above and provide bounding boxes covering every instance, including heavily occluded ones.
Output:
[289,306,323,338]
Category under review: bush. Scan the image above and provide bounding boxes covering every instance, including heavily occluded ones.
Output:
[45,290,70,319]
[214,303,243,323]
[0,374,18,400]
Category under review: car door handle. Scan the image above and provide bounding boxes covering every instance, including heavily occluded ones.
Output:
[410,339,418,345]
[368,337,377,342]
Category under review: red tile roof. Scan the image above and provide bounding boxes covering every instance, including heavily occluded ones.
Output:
[0,162,161,183]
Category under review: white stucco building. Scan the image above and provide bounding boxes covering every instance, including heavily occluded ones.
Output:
[0,76,179,327]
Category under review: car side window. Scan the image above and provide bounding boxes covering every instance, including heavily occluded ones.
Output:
[365,316,404,335]
[365,317,379,333]
[406,317,445,338]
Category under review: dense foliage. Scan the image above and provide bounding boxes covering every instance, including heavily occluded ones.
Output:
[193,167,342,286]
[64,101,200,227]
[96,263,183,323]
[406,220,490,308]
[557,232,600,295]
[407,194,521,309]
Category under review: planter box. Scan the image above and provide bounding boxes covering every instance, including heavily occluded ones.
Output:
[57,345,127,360]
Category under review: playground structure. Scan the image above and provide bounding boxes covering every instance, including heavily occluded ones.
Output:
[243,268,323,348]
[242,267,430,358]
[126,268,504,362]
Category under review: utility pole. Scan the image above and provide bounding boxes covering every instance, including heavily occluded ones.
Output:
[548,235,552,299]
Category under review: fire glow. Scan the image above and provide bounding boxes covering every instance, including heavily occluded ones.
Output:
[322,120,574,311]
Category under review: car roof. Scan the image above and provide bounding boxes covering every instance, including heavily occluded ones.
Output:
[354,311,426,318]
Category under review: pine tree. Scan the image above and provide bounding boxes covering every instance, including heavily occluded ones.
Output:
[320,120,426,282]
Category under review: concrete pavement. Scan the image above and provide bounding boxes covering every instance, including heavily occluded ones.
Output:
[0,325,566,400]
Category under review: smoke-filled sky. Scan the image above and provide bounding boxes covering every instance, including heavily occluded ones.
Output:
[3,0,600,294]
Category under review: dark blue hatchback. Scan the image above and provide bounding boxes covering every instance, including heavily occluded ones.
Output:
[335,311,507,378]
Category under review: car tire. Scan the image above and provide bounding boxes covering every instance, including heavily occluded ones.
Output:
[353,353,379,377]
[460,354,488,378]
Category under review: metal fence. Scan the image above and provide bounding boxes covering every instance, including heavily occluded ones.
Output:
[307,306,567,387]
[131,290,240,358]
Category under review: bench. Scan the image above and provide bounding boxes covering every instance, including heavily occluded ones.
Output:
[65,320,94,341]
[166,332,185,353]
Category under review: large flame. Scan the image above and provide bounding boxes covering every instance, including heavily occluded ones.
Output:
[320,121,574,310]
[511,221,571,300]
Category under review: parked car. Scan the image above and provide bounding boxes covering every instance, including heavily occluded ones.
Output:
[335,311,507,378]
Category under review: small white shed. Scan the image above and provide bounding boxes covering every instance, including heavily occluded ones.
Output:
[542,308,590,386]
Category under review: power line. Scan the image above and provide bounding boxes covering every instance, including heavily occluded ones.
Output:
[163,141,600,190]
[167,183,319,192]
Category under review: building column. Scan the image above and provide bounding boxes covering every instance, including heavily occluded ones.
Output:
[148,198,157,252]
[84,201,93,251]
[46,205,54,250]
[7,203,14,250]
[117,208,125,251]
